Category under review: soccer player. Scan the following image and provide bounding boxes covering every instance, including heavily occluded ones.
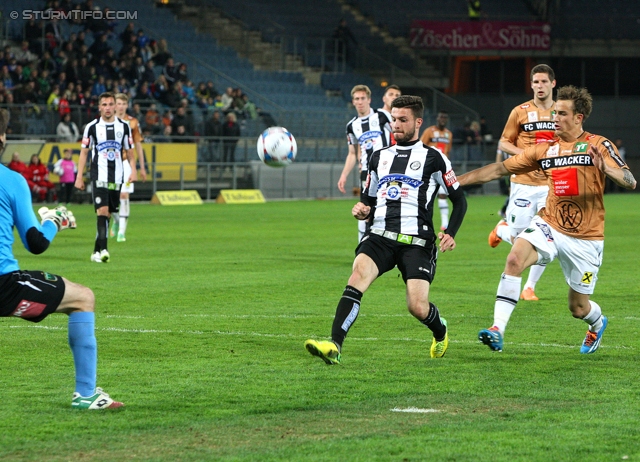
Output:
[420,110,453,230]
[380,84,401,114]
[75,92,136,263]
[111,93,147,242]
[490,64,557,301]
[337,85,393,241]
[0,109,123,409]
[458,86,636,354]
[305,95,467,364]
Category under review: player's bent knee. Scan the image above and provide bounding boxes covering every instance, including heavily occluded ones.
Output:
[58,279,95,313]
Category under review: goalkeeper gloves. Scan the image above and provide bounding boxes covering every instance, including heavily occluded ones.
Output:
[38,206,77,231]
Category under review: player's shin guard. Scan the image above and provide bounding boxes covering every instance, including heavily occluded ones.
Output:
[438,199,449,229]
[96,216,108,251]
[494,273,521,332]
[331,286,363,350]
[68,312,97,397]
[420,303,446,341]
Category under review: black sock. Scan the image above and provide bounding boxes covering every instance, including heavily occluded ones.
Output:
[331,285,363,350]
[421,303,446,341]
[97,216,108,252]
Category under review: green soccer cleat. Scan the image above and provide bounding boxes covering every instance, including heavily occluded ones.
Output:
[72,387,124,409]
[117,232,126,242]
[430,318,449,358]
[304,339,341,365]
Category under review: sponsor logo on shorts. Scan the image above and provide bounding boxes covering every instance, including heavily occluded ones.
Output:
[43,272,58,281]
[581,272,593,284]
[11,300,47,319]
[514,198,531,207]
[535,222,554,241]
[95,196,102,204]
[418,267,431,274]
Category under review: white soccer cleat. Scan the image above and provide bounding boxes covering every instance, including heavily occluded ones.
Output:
[72,387,124,409]
[90,252,102,263]
[100,249,110,263]
[38,206,77,231]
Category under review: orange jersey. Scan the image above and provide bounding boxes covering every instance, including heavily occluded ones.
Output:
[420,126,453,157]
[504,132,628,240]
[125,115,143,145]
[500,99,556,186]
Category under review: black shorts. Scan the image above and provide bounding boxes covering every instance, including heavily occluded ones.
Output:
[0,270,66,323]
[356,233,438,283]
[92,183,122,213]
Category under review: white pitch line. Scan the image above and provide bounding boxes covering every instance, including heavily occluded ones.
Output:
[3,325,634,350]
[391,407,440,413]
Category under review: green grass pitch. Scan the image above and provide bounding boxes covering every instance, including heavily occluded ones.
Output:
[1,194,639,461]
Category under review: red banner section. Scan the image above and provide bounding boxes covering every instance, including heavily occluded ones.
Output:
[410,21,551,51]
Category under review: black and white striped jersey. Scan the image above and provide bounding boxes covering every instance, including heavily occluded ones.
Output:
[81,117,133,183]
[346,108,392,172]
[363,140,467,241]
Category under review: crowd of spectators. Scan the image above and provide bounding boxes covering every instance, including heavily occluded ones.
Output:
[0,0,260,147]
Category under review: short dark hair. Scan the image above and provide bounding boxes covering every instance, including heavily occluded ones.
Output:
[530,64,555,82]
[556,85,593,120]
[383,84,401,95]
[390,95,424,120]
[98,91,115,103]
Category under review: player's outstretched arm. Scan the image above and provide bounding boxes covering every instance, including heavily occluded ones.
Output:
[458,162,509,186]
[589,144,637,190]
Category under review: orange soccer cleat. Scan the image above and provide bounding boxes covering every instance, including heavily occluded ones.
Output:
[520,287,539,301]
[488,220,508,248]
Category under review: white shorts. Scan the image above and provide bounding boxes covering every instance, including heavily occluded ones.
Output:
[121,162,134,194]
[506,183,548,236]
[516,216,603,294]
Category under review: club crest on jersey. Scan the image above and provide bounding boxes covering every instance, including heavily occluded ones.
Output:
[116,131,123,139]
[359,130,382,150]
[410,161,421,170]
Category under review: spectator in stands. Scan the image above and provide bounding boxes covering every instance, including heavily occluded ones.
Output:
[47,85,61,111]
[183,80,197,104]
[463,121,483,161]
[480,115,492,142]
[15,41,38,66]
[222,112,241,163]
[196,82,209,102]
[171,106,192,142]
[28,154,57,202]
[39,50,58,75]
[56,113,80,142]
[176,63,188,83]
[0,66,14,90]
[137,29,150,50]
[203,110,223,162]
[162,57,179,88]
[8,152,30,178]
[152,39,172,67]
[120,23,136,45]
[14,81,38,105]
[221,87,234,113]
[141,60,156,84]
[77,57,93,86]
[58,91,71,118]
[144,103,162,134]
[91,76,106,98]
[88,34,111,62]
[24,19,43,53]
[158,124,172,142]
[36,69,52,99]
[241,94,258,120]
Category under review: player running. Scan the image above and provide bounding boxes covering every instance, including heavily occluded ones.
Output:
[458,86,636,354]
[489,64,557,301]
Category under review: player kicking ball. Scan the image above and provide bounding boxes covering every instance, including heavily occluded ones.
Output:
[0,109,123,408]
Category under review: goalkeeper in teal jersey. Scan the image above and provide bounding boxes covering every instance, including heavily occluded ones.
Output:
[0,109,123,409]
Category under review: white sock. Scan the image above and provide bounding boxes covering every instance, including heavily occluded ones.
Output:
[119,216,128,235]
[524,265,546,290]
[583,300,603,333]
[438,199,449,229]
[496,225,513,244]
[493,273,521,333]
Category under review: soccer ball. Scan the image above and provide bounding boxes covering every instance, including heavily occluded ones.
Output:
[257,127,297,167]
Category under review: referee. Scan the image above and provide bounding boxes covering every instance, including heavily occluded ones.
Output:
[75,92,136,263]
[305,95,467,364]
